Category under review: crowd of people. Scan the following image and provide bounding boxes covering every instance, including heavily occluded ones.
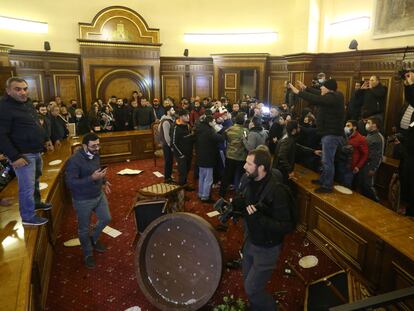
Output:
[1,73,414,310]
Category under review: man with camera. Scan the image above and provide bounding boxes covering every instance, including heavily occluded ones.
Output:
[237,148,294,311]
[395,70,414,216]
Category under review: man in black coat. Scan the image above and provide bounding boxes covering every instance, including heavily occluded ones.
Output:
[238,148,294,311]
[273,120,299,183]
[0,77,54,226]
[171,109,195,187]
[395,70,414,216]
[290,79,345,193]
[357,75,387,124]
[195,115,224,202]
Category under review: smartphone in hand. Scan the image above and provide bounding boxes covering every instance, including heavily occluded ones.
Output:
[100,165,108,171]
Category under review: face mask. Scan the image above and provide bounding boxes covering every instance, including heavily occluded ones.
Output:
[318,78,324,84]
[76,114,82,118]
[344,127,352,135]
[365,123,371,132]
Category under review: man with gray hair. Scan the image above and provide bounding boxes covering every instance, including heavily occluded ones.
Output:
[0,77,54,225]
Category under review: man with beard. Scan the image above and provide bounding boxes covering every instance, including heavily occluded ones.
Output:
[37,103,52,138]
[152,98,164,120]
[0,77,54,225]
[190,99,205,127]
[238,148,294,311]
[65,133,112,268]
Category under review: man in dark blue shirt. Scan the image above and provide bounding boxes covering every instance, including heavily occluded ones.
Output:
[65,133,112,269]
[0,77,54,226]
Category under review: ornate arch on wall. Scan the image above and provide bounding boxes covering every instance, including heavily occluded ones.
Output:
[95,69,152,101]
[79,6,160,44]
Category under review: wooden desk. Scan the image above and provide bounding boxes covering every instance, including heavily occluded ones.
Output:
[0,140,72,311]
[293,164,414,308]
[0,130,154,311]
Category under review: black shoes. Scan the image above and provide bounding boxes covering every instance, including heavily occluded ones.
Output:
[85,255,96,269]
[35,202,53,211]
[226,259,242,269]
[91,238,107,253]
[314,187,332,193]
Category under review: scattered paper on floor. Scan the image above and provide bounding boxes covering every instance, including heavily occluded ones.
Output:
[117,168,143,175]
[103,226,122,238]
[64,238,80,247]
[207,211,220,217]
[153,171,164,178]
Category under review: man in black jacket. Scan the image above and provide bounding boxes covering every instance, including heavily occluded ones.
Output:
[0,77,54,226]
[65,133,112,268]
[195,115,224,202]
[172,109,195,187]
[290,79,345,193]
[357,75,387,124]
[273,120,299,183]
[238,148,294,311]
[395,70,414,215]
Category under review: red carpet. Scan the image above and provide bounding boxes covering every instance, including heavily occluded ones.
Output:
[46,159,341,310]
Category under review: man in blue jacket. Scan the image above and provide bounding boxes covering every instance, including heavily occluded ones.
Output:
[65,133,112,269]
[0,77,54,226]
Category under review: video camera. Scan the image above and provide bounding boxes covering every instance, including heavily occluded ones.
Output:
[213,195,266,224]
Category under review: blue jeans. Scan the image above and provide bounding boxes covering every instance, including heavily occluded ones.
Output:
[13,153,42,221]
[72,192,112,257]
[242,238,281,311]
[320,135,343,190]
[198,167,213,199]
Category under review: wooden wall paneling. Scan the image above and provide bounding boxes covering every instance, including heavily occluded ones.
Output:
[161,74,184,103]
[160,57,214,100]
[268,76,287,106]
[53,74,82,105]
[334,76,353,104]
[0,66,15,95]
[191,74,213,98]
[19,73,45,102]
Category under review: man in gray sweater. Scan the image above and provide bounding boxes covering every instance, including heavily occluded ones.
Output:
[359,117,384,202]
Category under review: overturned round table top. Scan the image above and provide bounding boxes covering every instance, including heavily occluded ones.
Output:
[135,212,222,311]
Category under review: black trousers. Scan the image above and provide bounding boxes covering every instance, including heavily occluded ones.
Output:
[219,158,245,197]
[162,144,174,180]
[176,154,192,185]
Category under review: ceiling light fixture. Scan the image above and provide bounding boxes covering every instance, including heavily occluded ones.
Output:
[0,16,48,33]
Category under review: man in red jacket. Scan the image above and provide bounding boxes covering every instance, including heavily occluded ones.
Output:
[340,120,368,188]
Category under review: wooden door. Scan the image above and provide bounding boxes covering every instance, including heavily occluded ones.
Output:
[220,69,240,103]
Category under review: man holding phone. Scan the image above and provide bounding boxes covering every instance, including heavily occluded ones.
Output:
[65,133,112,269]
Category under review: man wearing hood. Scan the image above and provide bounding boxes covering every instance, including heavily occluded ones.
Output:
[243,116,268,151]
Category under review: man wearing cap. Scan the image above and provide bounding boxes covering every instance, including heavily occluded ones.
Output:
[290,79,345,193]
[152,98,164,120]
[171,109,195,187]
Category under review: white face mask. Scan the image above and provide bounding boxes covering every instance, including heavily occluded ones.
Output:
[365,123,371,132]
[318,78,324,84]
[344,127,352,135]
[76,114,82,118]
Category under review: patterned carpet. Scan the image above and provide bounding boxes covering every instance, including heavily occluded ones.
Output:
[46,158,341,311]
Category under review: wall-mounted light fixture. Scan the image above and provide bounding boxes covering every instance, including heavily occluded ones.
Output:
[329,16,370,36]
[184,32,278,44]
[0,16,48,33]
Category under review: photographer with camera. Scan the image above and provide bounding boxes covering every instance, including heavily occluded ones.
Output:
[237,148,294,311]
[395,70,414,216]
